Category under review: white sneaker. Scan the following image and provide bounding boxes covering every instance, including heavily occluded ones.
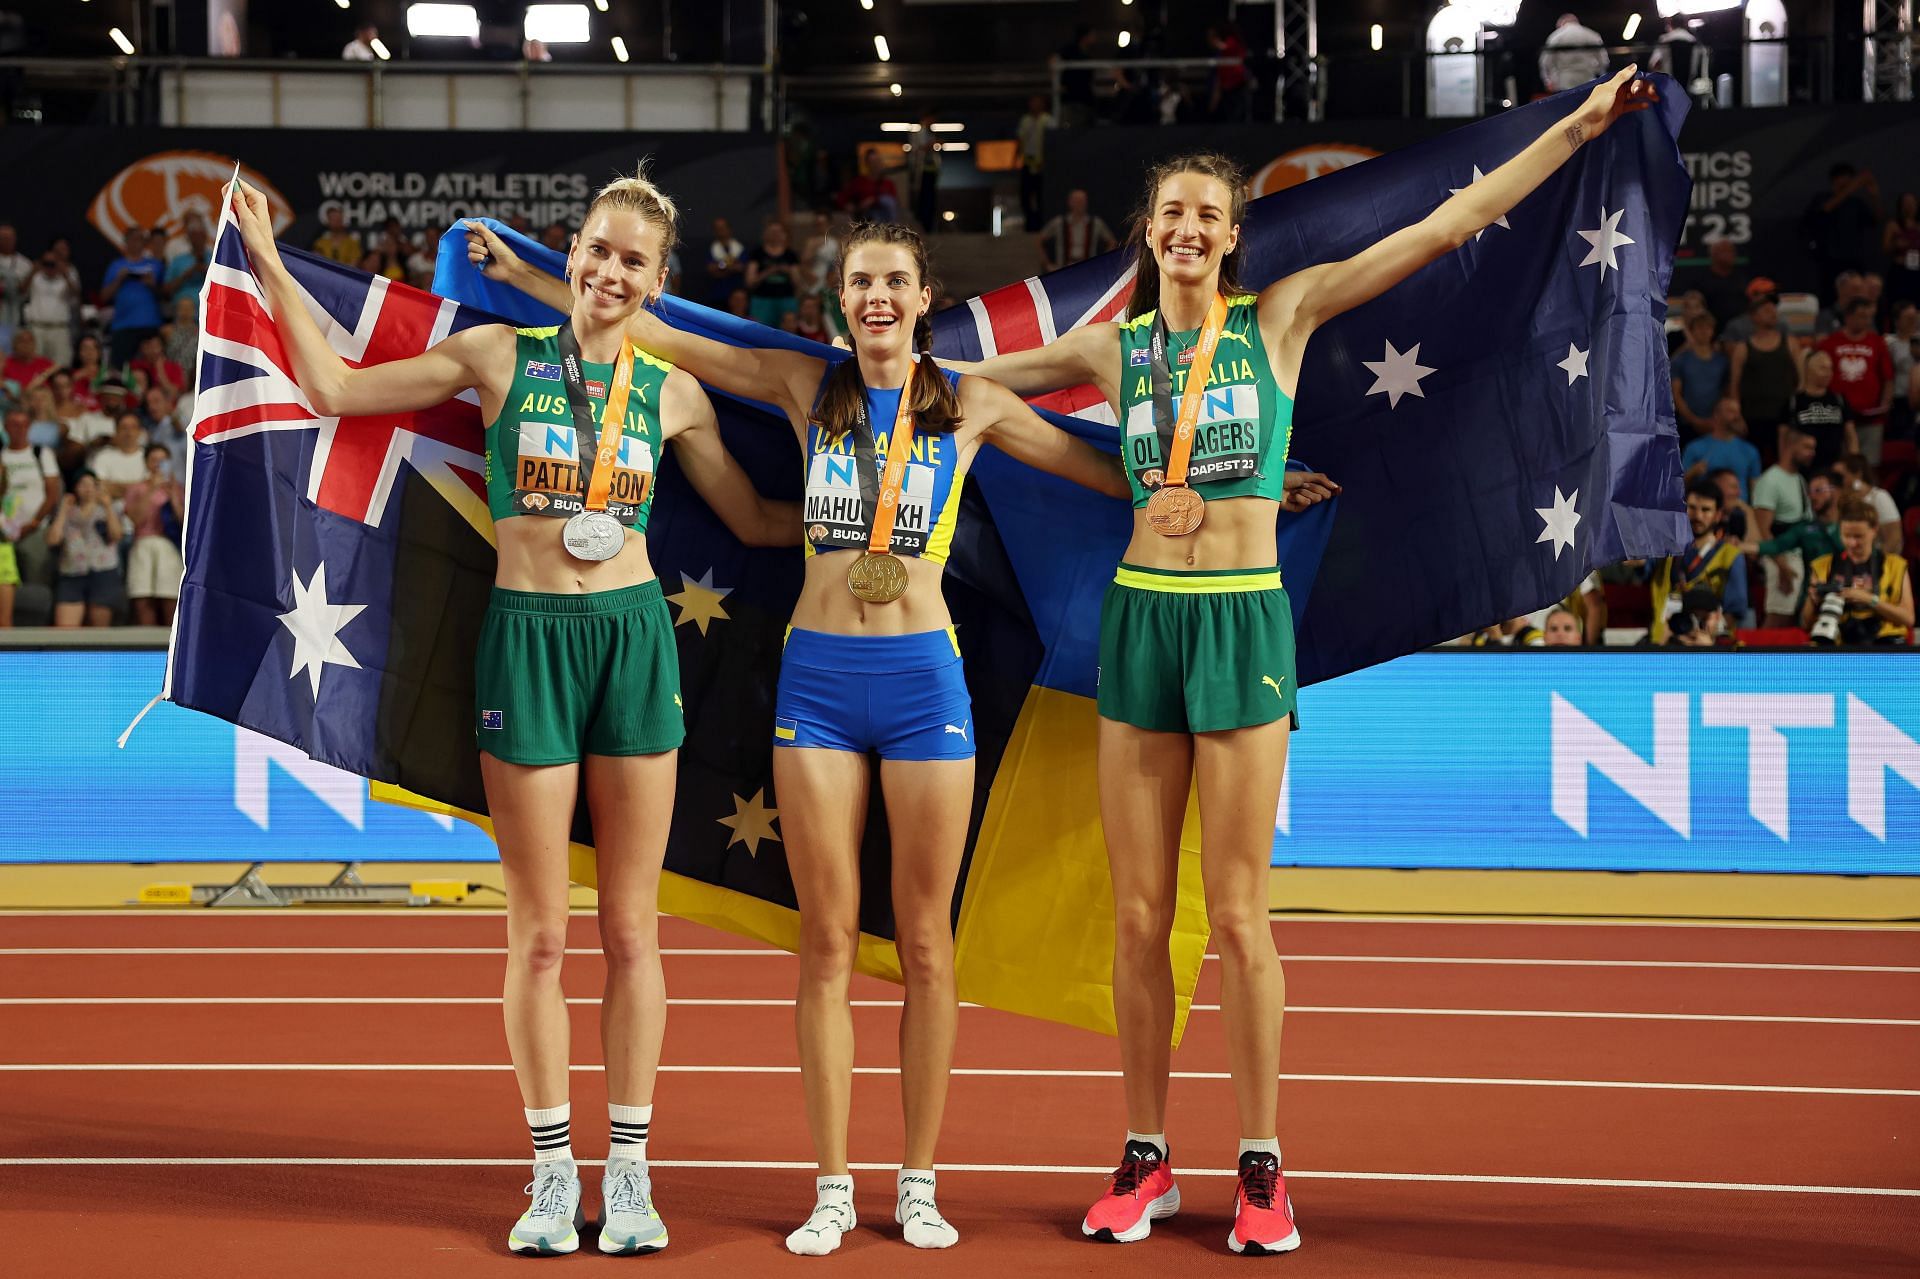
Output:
[508,1160,584,1256]
[598,1157,669,1254]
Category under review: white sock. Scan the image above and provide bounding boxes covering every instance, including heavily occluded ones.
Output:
[525,1102,572,1166]
[1239,1137,1282,1160]
[608,1102,651,1164]
[896,1168,958,1249]
[786,1176,856,1256]
[1127,1131,1169,1160]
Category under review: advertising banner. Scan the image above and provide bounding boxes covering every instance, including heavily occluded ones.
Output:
[4,650,1913,872]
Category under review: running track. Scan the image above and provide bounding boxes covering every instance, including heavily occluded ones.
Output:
[1,912,1916,1277]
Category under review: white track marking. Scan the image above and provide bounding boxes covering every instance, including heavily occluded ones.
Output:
[0,1063,1911,1096]
[4,946,1916,973]
[2,997,1914,1027]
[0,1156,1910,1198]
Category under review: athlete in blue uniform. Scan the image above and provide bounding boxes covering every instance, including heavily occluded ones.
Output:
[478,218,1128,1252]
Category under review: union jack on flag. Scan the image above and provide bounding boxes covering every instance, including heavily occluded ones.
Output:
[942,259,1137,425]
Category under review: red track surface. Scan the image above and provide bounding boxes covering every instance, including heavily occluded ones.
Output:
[2,912,1916,1278]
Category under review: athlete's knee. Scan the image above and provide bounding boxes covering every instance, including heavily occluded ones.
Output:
[1205,904,1274,967]
[799,914,860,980]
[599,915,660,971]
[1112,896,1177,963]
[893,920,954,985]
[510,923,570,978]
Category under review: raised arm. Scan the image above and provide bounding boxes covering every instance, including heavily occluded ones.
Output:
[962,320,1120,400]
[662,370,802,547]
[465,220,825,422]
[1260,66,1658,339]
[234,185,502,417]
[965,374,1128,499]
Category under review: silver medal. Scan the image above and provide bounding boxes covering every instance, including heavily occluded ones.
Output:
[562,511,624,562]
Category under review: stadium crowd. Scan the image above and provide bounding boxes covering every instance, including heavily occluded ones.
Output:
[2,155,1916,644]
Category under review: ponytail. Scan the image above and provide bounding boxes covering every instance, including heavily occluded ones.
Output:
[809,222,963,439]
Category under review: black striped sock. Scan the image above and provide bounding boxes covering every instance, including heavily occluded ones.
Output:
[526,1102,572,1165]
[609,1102,652,1163]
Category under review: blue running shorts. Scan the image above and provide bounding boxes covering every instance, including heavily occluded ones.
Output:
[773,627,975,761]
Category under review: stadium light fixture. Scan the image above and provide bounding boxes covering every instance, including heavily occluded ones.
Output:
[1454,0,1523,26]
[108,27,135,55]
[525,4,591,43]
[889,82,902,96]
[595,0,609,11]
[940,142,970,152]
[612,35,629,62]
[335,0,351,10]
[1370,23,1383,51]
[880,122,915,132]
[861,0,875,10]
[370,37,391,60]
[1622,14,1641,40]
[1656,1,1742,15]
[930,122,964,132]
[407,4,480,39]
[1118,30,1131,49]
[874,34,891,61]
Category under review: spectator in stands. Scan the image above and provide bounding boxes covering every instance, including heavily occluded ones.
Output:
[102,227,166,368]
[725,287,752,320]
[1752,427,1816,626]
[1707,467,1753,546]
[1039,188,1118,273]
[1,407,60,626]
[1649,15,1707,99]
[1750,466,1844,628]
[165,217,214,310]
[1685,238,1749,329]
[1206,23,1251,121]
[1683,397,1762,500]
[706,217,747,306]
[1541,604,1585,647]
[1670,312,1727,434]
[1538,13,1609,92]
[123,442,185,626]
[46,471,122,628]
[794,293,833,344]
[342,23,379,61]
[1812,271,1867,338]
[745,221,800,328]
[1053,24,1099,128]
[312,208,362,267]
[1017,94,1053,231]
[164,295,198,376]
[1887,192,1920,310]
[23,384,64,452]
[540,223,569,253]
[23,249,78,368]
[1802,497,1913,644]
[131,334,185,398]
[1647,477,1747,643]
[1663,587,1725,648]
[1787,349,1856,473]
[51,371,111,455]
[1728,284,1801,459]
[1803,165,1882,302]
[0,224,32,348]
[92,411,149,501]
[69,335,105,411]
[1834,453,1903,554]
[1818,299,1895,463]
[2,328,52,394]
[1889,300,1919,444]
[1863,271,1888,330]
[908,114,944,233]
[800,211,841,298]
[1665,289,1705,356]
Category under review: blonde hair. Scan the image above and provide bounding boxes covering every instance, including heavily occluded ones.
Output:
[584,166,680,259]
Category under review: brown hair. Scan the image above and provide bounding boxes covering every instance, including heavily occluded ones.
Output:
[1837,496,1879,527]
[1125,152,1251,321]
[581,165,680,271]
[810,222,963,439]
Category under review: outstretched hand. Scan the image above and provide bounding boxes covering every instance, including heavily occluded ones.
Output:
[1578,65,1658,139]
[229,180,282,271]
[463,219,526,284]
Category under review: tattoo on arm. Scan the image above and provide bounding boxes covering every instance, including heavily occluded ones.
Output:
[1564,121,1587,154]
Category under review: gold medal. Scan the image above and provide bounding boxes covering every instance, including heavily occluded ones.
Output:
[1145,485,1206,537]
[847,551,909,603]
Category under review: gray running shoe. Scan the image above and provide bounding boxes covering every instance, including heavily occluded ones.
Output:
[509,1160,585,1256]
[598,1157,669,1255]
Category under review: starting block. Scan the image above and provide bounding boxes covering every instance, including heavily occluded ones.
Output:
[137,864,475,908]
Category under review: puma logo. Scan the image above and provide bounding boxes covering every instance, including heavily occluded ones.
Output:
[944,722,969,739]
[1217,327,1255,348]
[1261,675,1286,699]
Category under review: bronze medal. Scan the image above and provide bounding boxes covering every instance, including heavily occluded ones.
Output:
[847,551,909,603]
[1145,485,1206,537]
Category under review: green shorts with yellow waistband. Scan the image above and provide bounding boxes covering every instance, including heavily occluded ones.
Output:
[473,580,684,765]
[1097,563,1299,734]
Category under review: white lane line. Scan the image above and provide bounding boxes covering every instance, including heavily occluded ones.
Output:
[4,947,1916,973]
[0,1063,1910,1096]
[0,1156,1912,1197]
[2,997,1914,1027]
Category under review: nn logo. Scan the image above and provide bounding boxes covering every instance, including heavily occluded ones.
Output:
[1550,693,1920,842]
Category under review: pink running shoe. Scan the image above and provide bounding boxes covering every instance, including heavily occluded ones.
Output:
[1227,1151,1301,1255]
[1081,1141,1180,1243]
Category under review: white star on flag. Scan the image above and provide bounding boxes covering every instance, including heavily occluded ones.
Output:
[1535,487,1581,560]
[1557,343,1590,384]
[1449,166,1510,241]
[1361,339,1437,409]
[1576,207,1635,278]
[277,563,366,699]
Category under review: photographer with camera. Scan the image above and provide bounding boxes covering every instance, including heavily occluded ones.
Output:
[1801,497,1913,646]
[1647,478,1748,643]
[1664,588,1727,648]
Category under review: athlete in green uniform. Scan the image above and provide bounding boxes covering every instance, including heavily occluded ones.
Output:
[968,67,1657,1256]
[232,172,796,1257]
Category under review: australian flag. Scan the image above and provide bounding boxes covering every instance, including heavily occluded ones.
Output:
[937,78,1694,682]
